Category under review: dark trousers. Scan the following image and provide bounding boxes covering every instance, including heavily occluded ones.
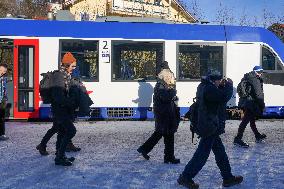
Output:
[0,108,5,136]
[40,122,58,148]
[182,135,233,180]
[236,109,260,139]
[40,122,74,150]
[139,131,175,159]
[54,119,76,157]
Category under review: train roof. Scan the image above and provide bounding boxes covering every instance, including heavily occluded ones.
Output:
[0,19,283,64]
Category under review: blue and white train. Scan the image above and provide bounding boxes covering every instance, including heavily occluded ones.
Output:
[0,19,283,120]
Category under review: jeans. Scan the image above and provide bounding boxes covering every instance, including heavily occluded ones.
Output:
[182,135,233,180]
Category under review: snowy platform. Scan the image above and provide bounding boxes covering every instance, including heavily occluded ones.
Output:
[0,120,284,189]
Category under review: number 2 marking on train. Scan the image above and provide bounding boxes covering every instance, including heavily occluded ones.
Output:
[103,41,108,49]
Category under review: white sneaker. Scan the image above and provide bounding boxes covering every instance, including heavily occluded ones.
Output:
[0,135,9,141]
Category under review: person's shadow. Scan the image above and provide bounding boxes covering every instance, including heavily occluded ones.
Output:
[132,80,154,120]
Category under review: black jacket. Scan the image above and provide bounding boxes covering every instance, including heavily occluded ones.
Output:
[51,71,77,121]
[70,77,93,117]
[153,79,180,135]
[238,71,265,116]
[196,78,233,137]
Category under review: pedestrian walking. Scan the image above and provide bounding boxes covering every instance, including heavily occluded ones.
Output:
[233,66,267,148]
[178,70,243,188]
[0,63,9,141]
[137,69,180,164]
[47,52,79,166]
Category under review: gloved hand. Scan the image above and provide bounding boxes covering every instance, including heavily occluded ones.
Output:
[172,96,179,106]
[172,96,179,102]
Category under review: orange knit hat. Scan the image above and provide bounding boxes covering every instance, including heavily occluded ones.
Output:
[62,52,76,64]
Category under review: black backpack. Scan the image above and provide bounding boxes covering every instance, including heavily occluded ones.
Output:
[39,71,56,104]
[237,79,249,98]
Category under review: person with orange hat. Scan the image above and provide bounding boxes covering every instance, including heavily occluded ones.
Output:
[37,52,79,166]
[36,52,81,158]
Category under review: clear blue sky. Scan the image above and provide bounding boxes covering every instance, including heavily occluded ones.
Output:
[185,0,284,26]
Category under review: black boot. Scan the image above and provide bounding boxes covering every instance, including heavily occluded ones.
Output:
[177,174,199,189]
[55,151,75,162]
[65,142,81,152]
[137,147,150,160]
[36,144,49,156]
[223,175,243,187]
[255,133,267,142]
[233,137,249,148]
[164,156,180,164]
[63,155,75,162]
[55,156,73,166]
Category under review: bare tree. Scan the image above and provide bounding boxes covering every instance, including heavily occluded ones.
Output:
[238,7,251,26]
[17,0,49,19]
[188,0,204,21]
[261,7,276,28]
[215,1,235,25]
[251,16,260,27]
[0,0,18,18]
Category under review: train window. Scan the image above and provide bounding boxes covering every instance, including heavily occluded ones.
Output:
[112,41,164,81]
[178,45,223,80]
[60,40,99,81]
[262,47,275,70]
[261,46,284,85]
[262,46,284,72]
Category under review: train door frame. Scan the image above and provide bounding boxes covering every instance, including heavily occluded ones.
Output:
[13,39,39,119]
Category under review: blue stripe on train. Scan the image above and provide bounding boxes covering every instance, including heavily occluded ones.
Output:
[39,106,284,120]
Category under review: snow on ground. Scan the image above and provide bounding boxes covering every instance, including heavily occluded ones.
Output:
[0,120,284,189]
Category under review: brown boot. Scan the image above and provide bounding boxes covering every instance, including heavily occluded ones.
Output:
[65,142,81,152]
[36,144,49,156]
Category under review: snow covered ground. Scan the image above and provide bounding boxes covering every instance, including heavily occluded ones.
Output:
[0,120,284,189]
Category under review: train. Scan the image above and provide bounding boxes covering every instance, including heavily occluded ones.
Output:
[0,19,283,120]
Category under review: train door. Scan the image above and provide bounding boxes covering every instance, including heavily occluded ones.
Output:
[13,39,39,119]
[0,39,14,118]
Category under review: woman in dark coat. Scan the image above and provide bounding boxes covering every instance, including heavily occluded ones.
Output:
[137,69,180,164]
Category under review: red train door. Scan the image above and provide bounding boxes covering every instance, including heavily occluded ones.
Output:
[13,39,39,119]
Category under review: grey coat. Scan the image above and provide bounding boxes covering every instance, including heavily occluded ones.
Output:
[238,71,265,116]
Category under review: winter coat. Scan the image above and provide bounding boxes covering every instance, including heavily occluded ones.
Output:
[153,79,180,135]
[196,78,233,137]
[238,71,265,116]
[50,70,77,122]
[70,77,94,117]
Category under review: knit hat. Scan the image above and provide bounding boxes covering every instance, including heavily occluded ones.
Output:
[62,52,76,64]
[160,61,170,69]
[207,69,222,81]
[253,65,263,73]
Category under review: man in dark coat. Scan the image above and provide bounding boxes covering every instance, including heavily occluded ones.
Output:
[137,69,180,164]
[38,52,78,166]
[0,63,8,141]
[177,70,243,189]
[36,55,83,156]
[234,66,266,148]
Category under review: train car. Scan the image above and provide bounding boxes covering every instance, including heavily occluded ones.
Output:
[0,19,283,120]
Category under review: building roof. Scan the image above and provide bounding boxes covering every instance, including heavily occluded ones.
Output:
[0,19,283,64]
